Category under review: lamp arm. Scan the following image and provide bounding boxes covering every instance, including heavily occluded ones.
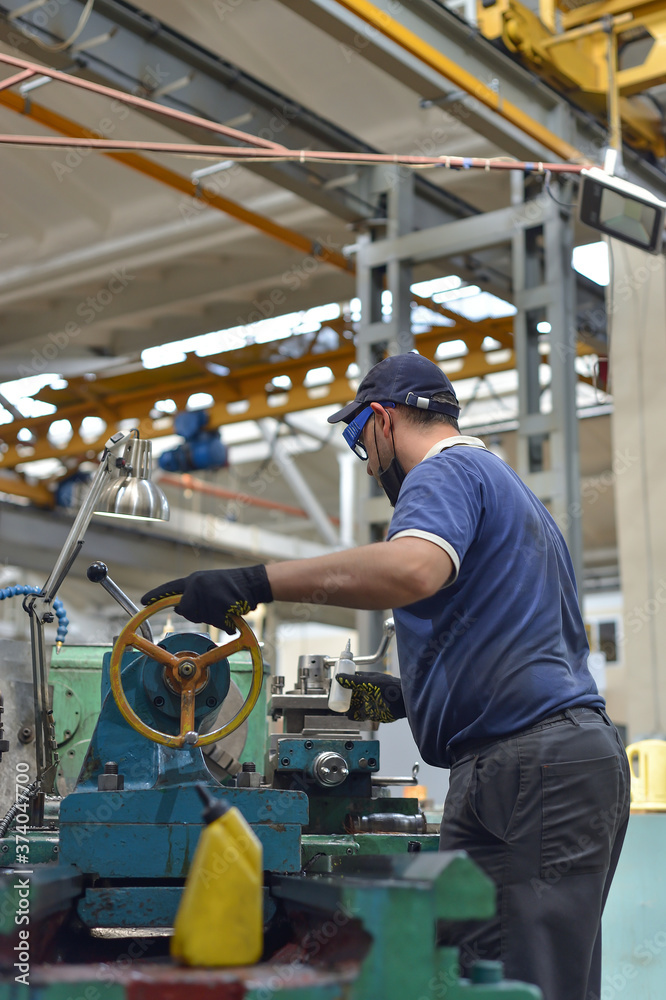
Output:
[41,430,133,602]
[41,449,113,602]
[23,431,137,807]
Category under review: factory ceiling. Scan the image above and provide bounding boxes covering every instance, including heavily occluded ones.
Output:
[0,0,662,526]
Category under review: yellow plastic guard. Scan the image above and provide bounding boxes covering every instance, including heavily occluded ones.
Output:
[626,739,666,812]
[171,806,263,966]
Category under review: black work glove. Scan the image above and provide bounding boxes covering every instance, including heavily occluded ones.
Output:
[141,566,273,634]
[335,671,406,723]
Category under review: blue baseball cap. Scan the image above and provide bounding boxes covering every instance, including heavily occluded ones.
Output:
[328,353,460,424]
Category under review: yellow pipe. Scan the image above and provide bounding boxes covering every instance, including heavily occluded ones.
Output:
[0,90,353,273]
[333,0,585,161]
[540,11,632,46]
[0,474,54,507]
[561,0,663,31]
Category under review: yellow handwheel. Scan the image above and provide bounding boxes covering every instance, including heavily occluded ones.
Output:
[109,596,263,749]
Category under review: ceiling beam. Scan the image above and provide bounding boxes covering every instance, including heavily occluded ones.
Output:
[0,86,354,272]
[148,504,337,562]
[0,0,476,225]
[0,474,53,507]
[281,0,666,199]
[0,215,295,305]
[1,257,347,346]
[0,45,605,356]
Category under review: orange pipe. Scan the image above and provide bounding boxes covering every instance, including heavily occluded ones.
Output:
[0,130,583,172]
[0,52,285,150]
[159,472,340,525]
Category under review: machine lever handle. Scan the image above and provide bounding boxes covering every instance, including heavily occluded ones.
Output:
[352,617,396,667]
[87,562,153,642]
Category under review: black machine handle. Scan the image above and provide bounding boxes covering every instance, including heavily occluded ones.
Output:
[87,562,153,642]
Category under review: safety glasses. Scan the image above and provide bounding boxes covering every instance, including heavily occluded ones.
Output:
[342,402,394,459]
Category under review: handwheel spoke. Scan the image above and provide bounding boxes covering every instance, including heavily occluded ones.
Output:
[197,634,245,669]
[127,632,179,668]
[110,598,262,749]
[180,681,196,736]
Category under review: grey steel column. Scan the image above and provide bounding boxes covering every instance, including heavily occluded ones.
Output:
[356,165,415,374]
[355,166,415,657]
[512,183,583,593]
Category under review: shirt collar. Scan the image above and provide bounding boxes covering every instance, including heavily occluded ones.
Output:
[421,435,488,463]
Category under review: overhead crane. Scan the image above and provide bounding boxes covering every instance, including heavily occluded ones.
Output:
[307,0,666,164]
[0,315,516,470]
[476,0,666,158]
[0,3,630,548]
[0,307,599,503]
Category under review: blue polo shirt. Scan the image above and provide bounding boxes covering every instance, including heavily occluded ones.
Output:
[387,436,602,766]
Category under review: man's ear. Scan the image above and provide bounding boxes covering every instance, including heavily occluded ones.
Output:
[370,402,393,439]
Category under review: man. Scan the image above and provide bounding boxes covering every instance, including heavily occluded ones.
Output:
[143,353,629,1000]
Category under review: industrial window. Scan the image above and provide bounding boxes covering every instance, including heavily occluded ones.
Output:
[598,621,617,663]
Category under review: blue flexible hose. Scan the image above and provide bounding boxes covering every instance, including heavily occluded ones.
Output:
[0,586,69,645]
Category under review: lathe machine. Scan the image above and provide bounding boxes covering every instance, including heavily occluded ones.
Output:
[0,566,540,1000]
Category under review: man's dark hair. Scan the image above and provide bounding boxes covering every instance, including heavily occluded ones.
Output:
[396,390,460,432]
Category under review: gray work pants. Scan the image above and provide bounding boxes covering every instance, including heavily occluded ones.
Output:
[439,708,631,1000]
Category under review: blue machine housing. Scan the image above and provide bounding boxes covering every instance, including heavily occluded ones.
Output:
[58,632,308,929]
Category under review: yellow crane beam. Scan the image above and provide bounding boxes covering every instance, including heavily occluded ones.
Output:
[0,318,515,469]
[0,88,353,273]
[332,0,584,161]
[476,0,666,156]
[0,315,599,478]
[558,0,665,30]
[0,55,599,504]
[0,473,54,507]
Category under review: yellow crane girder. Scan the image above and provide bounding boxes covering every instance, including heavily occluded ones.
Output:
[0,318,517,472]
[0,315,599,505]
[477,0,666,157]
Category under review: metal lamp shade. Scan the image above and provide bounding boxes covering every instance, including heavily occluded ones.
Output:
[95,438,169,521]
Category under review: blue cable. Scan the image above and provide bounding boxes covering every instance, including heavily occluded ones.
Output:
[0,586,69,645]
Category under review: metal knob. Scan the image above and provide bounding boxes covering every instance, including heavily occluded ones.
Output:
[312,751,349,787]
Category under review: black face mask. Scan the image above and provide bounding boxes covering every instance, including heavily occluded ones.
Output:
[378,457,407,507]
[374,417,407,507]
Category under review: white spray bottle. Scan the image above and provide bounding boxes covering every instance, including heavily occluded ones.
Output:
[328,638,354,714]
